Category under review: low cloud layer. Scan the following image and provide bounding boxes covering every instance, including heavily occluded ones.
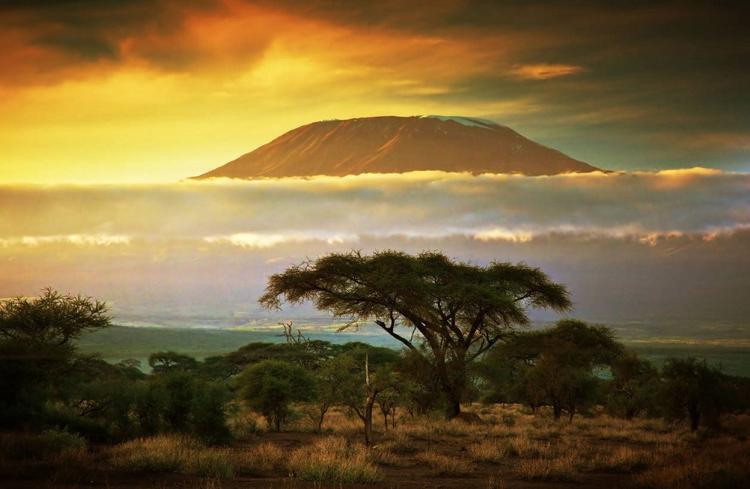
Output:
[1,169,749,245]
[1,170,749,334]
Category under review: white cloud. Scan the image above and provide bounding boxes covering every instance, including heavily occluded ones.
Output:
[0,168,747,245]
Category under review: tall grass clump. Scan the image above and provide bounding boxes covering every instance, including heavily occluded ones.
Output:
[109,435,195,472]
[516,453,577,481]
[415,449,473,476]
[468,439,509,463]
[288,436,383,483]
[231,442,286,476]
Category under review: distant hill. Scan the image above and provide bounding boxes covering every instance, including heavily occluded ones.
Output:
[194,115,602,179]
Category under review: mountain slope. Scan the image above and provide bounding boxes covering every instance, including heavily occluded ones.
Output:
[195,116,601,178]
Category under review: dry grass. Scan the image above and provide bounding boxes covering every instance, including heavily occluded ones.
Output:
[109,435,195,472]
[579,445,658,473]
[109,435,232,478]
[4,404,749,487]
[415,449,474,476]
[230,442,286,475]
[632,435,750,489]
[516,453,577,481]
[288,436,383,483]
[227,407,268,438]
[468,438,510,463]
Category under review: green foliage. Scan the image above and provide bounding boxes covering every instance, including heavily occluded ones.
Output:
[237,360,314,431]
[260,250,571,418]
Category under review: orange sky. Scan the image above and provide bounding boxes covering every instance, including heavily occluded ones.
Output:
[1,0,748,183]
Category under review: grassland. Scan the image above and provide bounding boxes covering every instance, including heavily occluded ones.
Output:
[3,404,748,488]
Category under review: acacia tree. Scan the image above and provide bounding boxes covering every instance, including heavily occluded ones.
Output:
[492,320,622,420]
[260,250,571,419]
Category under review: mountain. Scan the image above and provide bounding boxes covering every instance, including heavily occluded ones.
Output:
[194,115,601,179]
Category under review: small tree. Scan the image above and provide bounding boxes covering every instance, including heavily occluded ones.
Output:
[309,358,347,432]
[237,360,314,431]
[661,357,730,431]
[607,352,660,419]
[260,251,570,419]
[334,352,395,445]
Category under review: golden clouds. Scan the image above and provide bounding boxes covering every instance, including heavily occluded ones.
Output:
[509,63,584,80]
[0,1,551,183]
[1,1,748,182]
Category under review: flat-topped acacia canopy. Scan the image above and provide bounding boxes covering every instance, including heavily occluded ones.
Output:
[260,250,571,418]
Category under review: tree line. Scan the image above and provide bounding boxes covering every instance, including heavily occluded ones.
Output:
[1,251,748,447]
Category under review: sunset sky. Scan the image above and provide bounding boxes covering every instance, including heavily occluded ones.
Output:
[1,1,749,341]
[1,0,749,183]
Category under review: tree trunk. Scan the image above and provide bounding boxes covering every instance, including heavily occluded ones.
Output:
[568,406,576,422]
[383,411,389,431]
[443,373,466,420]
[689,405,700,431]
[446,396,461,420]
[553,403,562,420]
[364,396,375,446]
[316,404,328,432]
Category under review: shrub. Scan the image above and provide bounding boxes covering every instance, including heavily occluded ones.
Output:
[0,429,86,460]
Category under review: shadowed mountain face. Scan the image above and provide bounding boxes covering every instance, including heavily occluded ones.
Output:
[195,116,601,178]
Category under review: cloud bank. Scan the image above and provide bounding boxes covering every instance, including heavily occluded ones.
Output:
[1,170,749,333]
[1,169,748,246]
